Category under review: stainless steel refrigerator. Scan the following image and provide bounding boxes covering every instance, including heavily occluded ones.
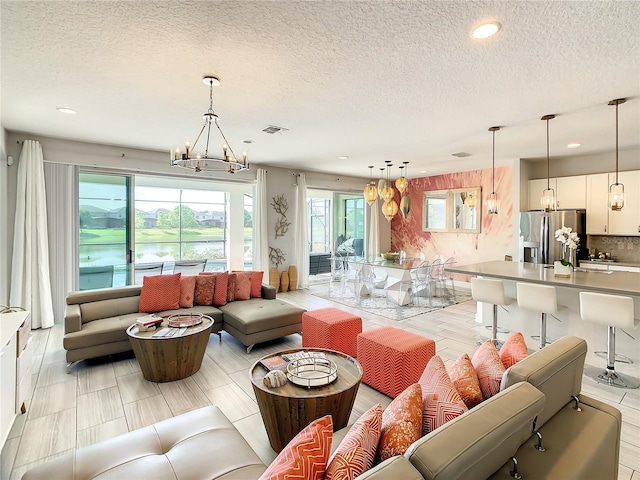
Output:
[519,210,585,265]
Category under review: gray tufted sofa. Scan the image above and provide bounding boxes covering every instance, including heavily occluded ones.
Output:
[63,283,305,371]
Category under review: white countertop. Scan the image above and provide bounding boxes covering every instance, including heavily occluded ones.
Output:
[446,260,640,296]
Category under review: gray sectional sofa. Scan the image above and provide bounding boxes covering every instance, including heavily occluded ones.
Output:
[63,283,305,371]
[27,335,622,479]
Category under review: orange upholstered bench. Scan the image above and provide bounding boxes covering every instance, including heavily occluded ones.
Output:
[357,326,436,398]
[301,307,362,357]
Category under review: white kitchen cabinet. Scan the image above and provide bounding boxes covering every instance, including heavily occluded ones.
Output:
[608,264,640,273]
[556,175,587,209]
[608,171,640,236]
[528,178,556,211]
[586,173,610,234]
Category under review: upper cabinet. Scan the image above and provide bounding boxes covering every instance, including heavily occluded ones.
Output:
[527,175,586,211]
[586,171,640,236]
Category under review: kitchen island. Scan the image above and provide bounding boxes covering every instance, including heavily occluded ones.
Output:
[446,260,640,366]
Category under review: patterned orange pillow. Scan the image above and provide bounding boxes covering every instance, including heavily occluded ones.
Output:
[201,271,228,306]
[138,273,181,313]
[325,404,382,480]
[194,275,215,306]
[499,332,529,369]
[418,355,468,435]
[226,273,236,302]
[234,272,253,301]
[472,340,506,400]
[179,275,197,308]
[378,383,422,462]
[448,354,483,409]
[259,415,333,480]
[250,271,264,298]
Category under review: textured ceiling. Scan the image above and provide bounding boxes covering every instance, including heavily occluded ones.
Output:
[1,1,639,177]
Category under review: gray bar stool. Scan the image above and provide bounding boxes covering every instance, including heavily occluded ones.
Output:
[516,282,562,349]
[579,291,639,389]
[471,277,513,347]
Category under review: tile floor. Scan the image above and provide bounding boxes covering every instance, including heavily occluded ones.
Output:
[2,286,639,479]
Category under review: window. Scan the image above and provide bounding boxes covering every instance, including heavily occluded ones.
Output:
[243,193,253,269]
[344,197,364,240]
[308,197,331,253]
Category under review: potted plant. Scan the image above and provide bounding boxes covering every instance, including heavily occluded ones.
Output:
[554,226,580,276]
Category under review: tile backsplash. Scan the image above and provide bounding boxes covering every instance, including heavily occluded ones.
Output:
[586,235,640,263]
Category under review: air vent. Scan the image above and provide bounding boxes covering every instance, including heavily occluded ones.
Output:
[262,125,289,134]
[451,152,472,158]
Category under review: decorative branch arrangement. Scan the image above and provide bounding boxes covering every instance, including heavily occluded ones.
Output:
[269,247,286,267]
[271,193,291,238]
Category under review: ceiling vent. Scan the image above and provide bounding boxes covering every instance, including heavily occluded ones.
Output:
[451,152,472,158]
[262,125,289,134]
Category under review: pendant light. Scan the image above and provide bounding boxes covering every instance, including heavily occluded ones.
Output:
[608,98,626,211]
[395,161,409,194]
[382,162,398,221]
[540,114,556,212]
[377,167,387,200]
[381,161,395,202]
[398,161,411,219]
[363,165,378,206]
[487,126,500,214]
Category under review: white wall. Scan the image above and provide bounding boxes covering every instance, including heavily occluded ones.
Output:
[0,127,8,304]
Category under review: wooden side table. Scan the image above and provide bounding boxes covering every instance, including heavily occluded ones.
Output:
[250,348,362,452]
[126,316,213,382]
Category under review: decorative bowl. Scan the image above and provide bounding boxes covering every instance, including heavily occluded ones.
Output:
[382,252,400,261]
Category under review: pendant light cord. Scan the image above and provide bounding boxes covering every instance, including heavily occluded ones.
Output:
[492,129,496,193]
[615,102,619,184]
[546,118,550,190]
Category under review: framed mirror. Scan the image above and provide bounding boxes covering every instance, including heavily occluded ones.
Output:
[422,187,482,233]
[422,190,448,231]
[451,187,481,233]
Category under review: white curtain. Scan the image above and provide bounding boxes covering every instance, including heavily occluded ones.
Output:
[366,198,380,261]
[44,163,78,324]
[254,168,269,277]
[294,173,309,289]
[10,140,54,329]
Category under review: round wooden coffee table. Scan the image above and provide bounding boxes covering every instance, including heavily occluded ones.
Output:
[126,315,213,382]
[250,348,363,452]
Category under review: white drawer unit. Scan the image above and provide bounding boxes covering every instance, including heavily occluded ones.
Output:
[16,336,33,413]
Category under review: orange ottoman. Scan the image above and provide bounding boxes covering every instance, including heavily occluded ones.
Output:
[302,308,362,357]
[357,326,436,398]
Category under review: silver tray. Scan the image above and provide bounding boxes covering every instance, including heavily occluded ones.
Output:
[286,357,338,388]
[167,313,204,328]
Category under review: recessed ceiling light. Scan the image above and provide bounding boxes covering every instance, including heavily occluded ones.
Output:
[56,107,76,114]
[567,143,581,149]
[338,155,349,160]
[420,170,427,174]
[472,21,501,39]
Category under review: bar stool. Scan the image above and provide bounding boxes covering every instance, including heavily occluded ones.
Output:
[516,283,562,349]
[471,277,513,347]
[579,292,639,389]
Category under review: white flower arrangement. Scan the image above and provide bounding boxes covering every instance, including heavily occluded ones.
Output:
[554,226,580,250]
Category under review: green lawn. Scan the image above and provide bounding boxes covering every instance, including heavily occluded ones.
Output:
[80,227,253,244]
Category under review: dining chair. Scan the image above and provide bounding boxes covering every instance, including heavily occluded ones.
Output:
[410,261,433,307]
[173,260,206,275]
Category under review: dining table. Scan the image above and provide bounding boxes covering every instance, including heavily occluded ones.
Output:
[345,256,422,305]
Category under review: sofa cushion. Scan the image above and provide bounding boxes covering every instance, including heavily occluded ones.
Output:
[418,356,467,435]
[405,382,546,480]
[259,415,333,480]
[234,271,253,301]
[139,273,181,312]
[194,275,215,306]
[227,273,237,302]
[499,332,528,369]
[220,299,304,335]
[378,383,423,462]
[448,353,483,409]
[472,340,505,400]
[179,275,197,308]
[63,312,143,351]
[250,271,264,298]
[79,295,140,324]
[22,406,267,480]
[325,404,382,480]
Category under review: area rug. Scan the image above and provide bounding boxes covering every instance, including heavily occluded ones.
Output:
[310,283,471,322]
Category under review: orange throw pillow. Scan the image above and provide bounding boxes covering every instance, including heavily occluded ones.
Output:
[472,340,506,400]
[200,271,228,306]
[138,273,181,313]
[179,275,197,308]
[226,273,236,302]
[250,271,264,298]
[378,383,422,462]
[259,415,333,480]
[499,332,529,369]
[194,275,215,306]
[234,272,253,301]
[448,354,483,409]
[418,356,468,436]
[325,404,382,480]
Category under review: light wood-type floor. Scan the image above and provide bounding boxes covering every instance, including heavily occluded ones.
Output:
[2,286,639,479]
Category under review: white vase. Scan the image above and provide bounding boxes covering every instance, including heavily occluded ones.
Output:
[554,261,572,277]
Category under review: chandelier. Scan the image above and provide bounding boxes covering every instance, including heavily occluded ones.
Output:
[171,76,248,174]
[363,162,410,221]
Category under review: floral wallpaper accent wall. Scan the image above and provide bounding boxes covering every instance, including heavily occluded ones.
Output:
[391,166,513,280]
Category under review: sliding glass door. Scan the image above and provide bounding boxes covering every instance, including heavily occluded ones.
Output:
[78,173,132,289]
